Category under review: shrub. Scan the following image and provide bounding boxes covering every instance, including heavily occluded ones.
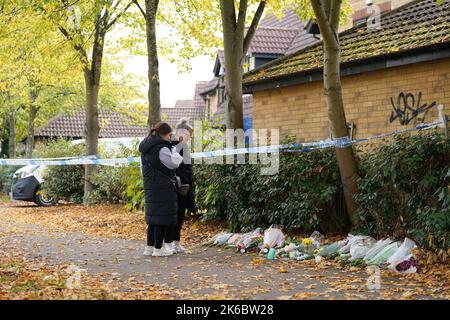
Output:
[195,146,348,233]
[0,165,20,194]
[38,138,142,205]
[87,166,129,204]
[87,141,140,205]
[43,165,85,203]
[354,132,450,250]
[37,139,85,203]
[123,165,145,212]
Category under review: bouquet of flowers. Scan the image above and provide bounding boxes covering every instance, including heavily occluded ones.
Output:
[395,257,420,273]
[302,238,315,255]
[263,225,285,249]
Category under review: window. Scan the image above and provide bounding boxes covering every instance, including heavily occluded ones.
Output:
[218,88,225,104]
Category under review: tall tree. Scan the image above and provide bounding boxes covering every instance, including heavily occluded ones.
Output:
[133,0,222,126]
[133,0,161,127]
[0,2,83,158]
[38,0,134,203]
[220,0,267,130]
[308,0,358,220]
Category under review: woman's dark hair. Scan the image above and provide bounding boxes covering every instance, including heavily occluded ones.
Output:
[149,122,172,136]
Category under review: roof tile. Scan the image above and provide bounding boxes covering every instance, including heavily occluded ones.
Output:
[35,111,148,138]
[243,0,450,85]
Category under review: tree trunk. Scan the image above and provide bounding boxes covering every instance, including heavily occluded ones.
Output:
[323,43,359,219]
[310,0,359,221]
[83,24,105,204]
[25,105,38,158]
[220,0,246,130]
[223,48,244,130]
[8,109,16,159]
[145,0,161,127]
[220,0,265,130]
[83,70,101,204]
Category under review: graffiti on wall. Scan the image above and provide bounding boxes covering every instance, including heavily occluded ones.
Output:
[389,92,437,125]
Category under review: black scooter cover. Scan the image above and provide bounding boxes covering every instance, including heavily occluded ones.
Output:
[12,176,39,201]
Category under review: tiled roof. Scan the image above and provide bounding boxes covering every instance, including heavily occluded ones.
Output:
[194,81,210,109]
[285,29,319,55]
[260,8,304,29]
[161,81,208,126]
[173,100,195,109]
[199,77,220,96]
[214,8,317,73]
[161,105,204,127]
[260,8,318,54]
[248,27,299,55]
[34,111,148,138]
[243,0,450,85]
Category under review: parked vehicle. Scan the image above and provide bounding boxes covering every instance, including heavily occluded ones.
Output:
[11,137,141,206]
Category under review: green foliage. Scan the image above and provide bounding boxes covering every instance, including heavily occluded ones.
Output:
[123,165,145,212]
[0,165,20,194]
[354,132,450,250]
[195,144,347,233]
[88,141,141,205]
[38,139,85,203]
[37,138,144,205]
[87,166,129,205]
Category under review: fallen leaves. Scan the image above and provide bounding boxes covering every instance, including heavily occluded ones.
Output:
[278,266,288,273]
[0,203,225,246]
[250,258,265,265]
[0,203,449,300]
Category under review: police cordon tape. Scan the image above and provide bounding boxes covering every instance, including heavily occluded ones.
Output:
[0,120,443,166]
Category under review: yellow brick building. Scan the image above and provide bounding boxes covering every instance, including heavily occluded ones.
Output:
[243,0,450,142]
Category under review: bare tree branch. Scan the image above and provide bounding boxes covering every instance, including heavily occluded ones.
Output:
[236,0,248,35]
[58,26,90,68]
[310,0,337,46]
[132,0,146,18]
[243,0,266,55]
[329,0,342,35]
[220,0,237,32]
[107,0,134,29]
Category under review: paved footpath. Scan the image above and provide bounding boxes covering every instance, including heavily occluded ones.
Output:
[0,218,444,299]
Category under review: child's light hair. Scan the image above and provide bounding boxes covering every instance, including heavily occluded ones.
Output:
[176,118,193,131]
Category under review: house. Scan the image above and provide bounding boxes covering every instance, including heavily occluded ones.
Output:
[34,111,148,143]
[199,8,318,127]
[160,81,208,127]
[348,0,416,26]
[242,0,450,142]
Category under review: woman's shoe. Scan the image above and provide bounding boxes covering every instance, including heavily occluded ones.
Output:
[173,241,187,253]
[152,248,173,257]
[164,242,176,254]
[143,245,154,256]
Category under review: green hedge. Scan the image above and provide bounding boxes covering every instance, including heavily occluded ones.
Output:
[0,165,20,194]
[38,139,85,203]
[354,132,450,250]
[194,148,349,233]
[41,131,445,251]
[38,138,139,205]
[194,131,449,250]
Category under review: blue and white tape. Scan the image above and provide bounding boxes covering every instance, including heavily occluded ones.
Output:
[0,120,442,166]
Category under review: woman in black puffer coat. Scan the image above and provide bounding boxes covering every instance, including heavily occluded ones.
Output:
[139,122,183,257]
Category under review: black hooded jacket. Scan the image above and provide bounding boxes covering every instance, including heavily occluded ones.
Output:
[139,135,178,226]
[172,140,197,214]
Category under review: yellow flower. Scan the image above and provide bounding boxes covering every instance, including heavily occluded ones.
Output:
[302,238,313,246]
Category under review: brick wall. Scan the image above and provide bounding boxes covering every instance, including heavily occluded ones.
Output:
[340,0,415,30]
[349,0,414,19]
[252,58,450,142]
